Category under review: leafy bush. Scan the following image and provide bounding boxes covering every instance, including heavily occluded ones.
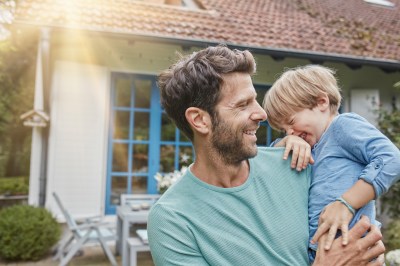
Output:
[0,176,29,196]
[377,83,400,219]
[384,219,400,252]
[0,205,61,261]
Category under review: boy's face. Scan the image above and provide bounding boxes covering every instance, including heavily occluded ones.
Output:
[281,98,333,148]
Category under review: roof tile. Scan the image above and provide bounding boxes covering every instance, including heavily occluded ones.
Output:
[13,0,400,62]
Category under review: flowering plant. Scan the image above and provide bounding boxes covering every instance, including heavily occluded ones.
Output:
[154,166,188,194]
[387,249,400,266]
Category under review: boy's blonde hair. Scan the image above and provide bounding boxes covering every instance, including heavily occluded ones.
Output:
[263,65,342,131]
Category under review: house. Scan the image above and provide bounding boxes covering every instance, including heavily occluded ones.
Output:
[13,0,400,218]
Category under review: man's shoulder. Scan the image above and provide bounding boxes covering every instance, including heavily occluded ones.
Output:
[256,146,286,157]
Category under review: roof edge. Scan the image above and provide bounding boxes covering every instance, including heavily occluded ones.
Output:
[12,22,400,72]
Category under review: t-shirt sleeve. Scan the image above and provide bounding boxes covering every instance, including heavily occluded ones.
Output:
[334,114,400,198]
[147,204,210,266]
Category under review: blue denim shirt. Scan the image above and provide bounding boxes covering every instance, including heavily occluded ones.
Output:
[308,112,400,251]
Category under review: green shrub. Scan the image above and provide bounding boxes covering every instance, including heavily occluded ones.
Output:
[0,205,61,261]
[383,219,400,252]
[0,176,29,196]
[377,83,400,219]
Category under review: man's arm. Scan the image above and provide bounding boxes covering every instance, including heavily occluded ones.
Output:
[313,216,385,266]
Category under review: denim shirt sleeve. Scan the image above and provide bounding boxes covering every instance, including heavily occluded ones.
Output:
[334,113,400,198]
[269,138,283,147]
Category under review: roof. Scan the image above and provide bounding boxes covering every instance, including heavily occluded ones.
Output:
[13,0,400,69]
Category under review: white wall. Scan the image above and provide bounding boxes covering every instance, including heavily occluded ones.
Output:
[350,89,380,126]
[46,61,109,220]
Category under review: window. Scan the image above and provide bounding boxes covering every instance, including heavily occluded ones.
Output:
[363,0,395,8]
[134,0,202,9]
[105,73,193,214]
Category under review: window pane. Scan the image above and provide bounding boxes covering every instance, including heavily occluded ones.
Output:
[132,144,148,172]
[161,113,175,141]
[115,78,131,107]
[134,79,151,108]
[131,176,147,194]
[256,88,267,106]
[179,146,193,169]
[180,130,190,142]
[133,112,150,140]
[256,125,267,146]
[111,176,127,205]
[160,145,175,172]
[112,143,128,172]
[113,111,130,139]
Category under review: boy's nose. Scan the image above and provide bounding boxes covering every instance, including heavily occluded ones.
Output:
[286,128,294,135]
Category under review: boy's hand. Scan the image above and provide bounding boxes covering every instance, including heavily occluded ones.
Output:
[275,135,314,171]
[311,201,354,250]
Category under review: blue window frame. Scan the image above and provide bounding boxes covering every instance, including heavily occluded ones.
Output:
[105,73,193,214]
[105,75,280,214]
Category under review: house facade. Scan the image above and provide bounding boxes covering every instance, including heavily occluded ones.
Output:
[13,0,400,218]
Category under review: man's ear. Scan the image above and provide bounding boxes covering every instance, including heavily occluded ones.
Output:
[185,107,211,135]
[317,93,330,112]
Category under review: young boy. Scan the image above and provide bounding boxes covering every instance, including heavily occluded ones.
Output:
[263,65,400,263]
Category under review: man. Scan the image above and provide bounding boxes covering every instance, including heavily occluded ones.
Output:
[147,45,384,265]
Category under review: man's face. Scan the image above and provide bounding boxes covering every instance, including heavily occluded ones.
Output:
[211,72,267,164]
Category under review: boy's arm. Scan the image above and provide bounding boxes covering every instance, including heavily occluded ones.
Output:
[312,180,375,249]
[312,114,400,249]
[272,135,314,171]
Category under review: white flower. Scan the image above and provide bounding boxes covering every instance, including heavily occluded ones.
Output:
[154,166,188,194]
[387,249,400,266]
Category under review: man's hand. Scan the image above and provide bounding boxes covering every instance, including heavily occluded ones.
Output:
[311,201,354,250]
[274,135,314,171]
[313,216,385,266]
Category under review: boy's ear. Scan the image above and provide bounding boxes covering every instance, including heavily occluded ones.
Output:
[185,107,211,135]
[317,94,330,112]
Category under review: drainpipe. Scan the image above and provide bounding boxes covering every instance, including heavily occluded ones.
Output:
[39,27,51,207]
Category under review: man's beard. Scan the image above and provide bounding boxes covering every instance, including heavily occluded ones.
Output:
[211,116,258,165]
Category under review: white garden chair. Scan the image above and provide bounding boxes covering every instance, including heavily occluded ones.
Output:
[52,192,118,266]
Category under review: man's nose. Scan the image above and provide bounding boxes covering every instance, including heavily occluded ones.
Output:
[253,103,268,121]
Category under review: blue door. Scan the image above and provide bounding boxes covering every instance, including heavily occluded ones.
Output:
[105,73,194,214]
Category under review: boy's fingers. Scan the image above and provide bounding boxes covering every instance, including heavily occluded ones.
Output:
[311,222,329,244]
[309,155,315,165]
[291,146,299,168]
[296,148,305,171]
[283,145,292,160]
[341,224,349,245]
[324,226,338,250]
[302,149,311,169]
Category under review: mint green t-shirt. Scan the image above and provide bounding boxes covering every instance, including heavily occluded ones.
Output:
[148,147,311,265]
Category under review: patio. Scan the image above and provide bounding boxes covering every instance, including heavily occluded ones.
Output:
[0,245,154,266]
